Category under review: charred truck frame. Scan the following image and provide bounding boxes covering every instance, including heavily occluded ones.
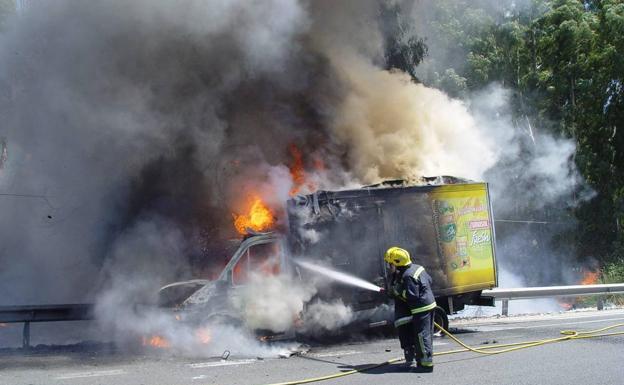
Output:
[159,178,499,334]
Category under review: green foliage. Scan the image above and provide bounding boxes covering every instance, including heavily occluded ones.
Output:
[433,68,468,98]
[602,260,624,283]
[380,2,428,82]
[408,0,624,270]
[600,260,624,305]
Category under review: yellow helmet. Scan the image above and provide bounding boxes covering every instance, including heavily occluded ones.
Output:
[384,247,412,267]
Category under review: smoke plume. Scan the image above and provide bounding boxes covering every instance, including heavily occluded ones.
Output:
[0,0,500,305]
[329,55,497,182]
[0,0,316,304]
[0,0,590,343]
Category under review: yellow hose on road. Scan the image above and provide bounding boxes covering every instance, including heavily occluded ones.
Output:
[263,321,624,385]
[434,321,624,356]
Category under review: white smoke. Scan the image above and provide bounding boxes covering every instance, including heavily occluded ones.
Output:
[95,279,299,358]
[233,273,316,333]
[468,84,592,290]
[497,268,563,314]
[233,271,356,335]
[456,268,564,318]
[290,204,324,244]
[301,299,354,332]
[471,84,592,211]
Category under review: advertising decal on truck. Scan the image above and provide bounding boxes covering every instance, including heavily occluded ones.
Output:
[430,184,496,294]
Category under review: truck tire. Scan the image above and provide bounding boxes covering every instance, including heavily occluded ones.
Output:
[433,306,448,337]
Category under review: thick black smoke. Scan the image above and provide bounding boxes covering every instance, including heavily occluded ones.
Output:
[0,0,345,304]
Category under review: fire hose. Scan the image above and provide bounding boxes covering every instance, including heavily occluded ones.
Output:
[263,321,624,385]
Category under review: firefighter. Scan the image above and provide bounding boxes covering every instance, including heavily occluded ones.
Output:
[384,246,436,372]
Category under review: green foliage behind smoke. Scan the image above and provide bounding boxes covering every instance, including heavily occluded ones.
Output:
[379,2,428,82]
[406,0,624,273]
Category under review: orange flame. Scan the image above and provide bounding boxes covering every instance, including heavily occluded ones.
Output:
[580,270,599,285]
[288,144,316,196]
[313,156,325,172]
[233,196,275,235]
[557,299,574,310]
[142,335,170,348]
[289,144,306,196]
[196,327,212,344]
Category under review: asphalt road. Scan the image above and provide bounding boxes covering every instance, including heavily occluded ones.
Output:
[1,308,623,385]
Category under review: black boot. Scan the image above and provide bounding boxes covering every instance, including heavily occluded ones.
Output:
[414,363,434,373]
[403,349,416,369]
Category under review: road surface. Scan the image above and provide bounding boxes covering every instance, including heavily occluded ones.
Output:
[1,308,623,385]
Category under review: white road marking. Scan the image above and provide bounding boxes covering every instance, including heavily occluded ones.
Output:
[520,316,624,329]
[309,350,360,358]
[55,369,125,380]
[453,309,624,327]
[187,359,257,368]
[192,375,208,380]
[470,316,624,332]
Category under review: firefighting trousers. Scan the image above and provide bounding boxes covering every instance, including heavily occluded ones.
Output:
[396,310,434,367]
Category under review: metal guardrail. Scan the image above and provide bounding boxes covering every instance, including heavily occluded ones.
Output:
[482,283,624,299]
[482,283,624,316]
[0,304,95,323]
[0,304,95,349]
[2,283,624,348]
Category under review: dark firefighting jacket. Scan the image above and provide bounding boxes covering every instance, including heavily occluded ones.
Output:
[389,263,437,327]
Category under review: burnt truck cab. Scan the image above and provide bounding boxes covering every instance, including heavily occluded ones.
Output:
[157,232,296,333]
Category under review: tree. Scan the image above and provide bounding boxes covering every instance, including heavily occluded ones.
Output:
[408,0,624,271]
[380,2,428,82]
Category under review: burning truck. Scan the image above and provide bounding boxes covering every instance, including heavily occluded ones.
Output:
[158,176,498,338]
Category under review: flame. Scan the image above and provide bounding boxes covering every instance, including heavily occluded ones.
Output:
[233,196,275,235]
[313,156,325,172]
[196,327,212,344]
[289,144,306,196]
[142,335,170,348]
[288,144,316,196]
[580,270,600,285]
[557,298,575,310]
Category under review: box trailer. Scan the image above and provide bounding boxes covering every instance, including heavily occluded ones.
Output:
[286,179,499,330]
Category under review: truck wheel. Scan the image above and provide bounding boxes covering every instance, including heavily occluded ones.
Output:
[433,306,448,338]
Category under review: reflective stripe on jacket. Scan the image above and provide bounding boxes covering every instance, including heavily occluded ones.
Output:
[391,263,436,324]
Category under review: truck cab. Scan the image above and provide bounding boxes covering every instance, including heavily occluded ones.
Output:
[158,232,291,326]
